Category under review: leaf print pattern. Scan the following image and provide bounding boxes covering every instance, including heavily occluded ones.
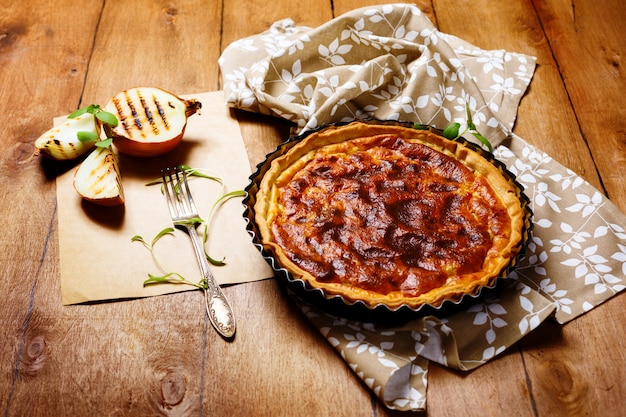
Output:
[496,135,626,323]
[517,281,558,332]
[318,38,353,65]
[468,300,508,345]
[219,3,536,143]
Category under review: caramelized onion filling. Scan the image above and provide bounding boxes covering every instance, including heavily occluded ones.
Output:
[270,135,512,297]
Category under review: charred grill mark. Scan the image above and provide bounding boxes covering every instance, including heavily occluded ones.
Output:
[111,96,131,135]
[140,96,152,123]
[154,98,171,130]
[51,139,66,157]
[139,93,160,136]
[124,91,144,136]
[156,100,167,126]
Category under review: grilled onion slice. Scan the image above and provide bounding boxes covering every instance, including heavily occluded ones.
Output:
[73,146,125,206]
[103,87,201,157]
[34,112,97,160]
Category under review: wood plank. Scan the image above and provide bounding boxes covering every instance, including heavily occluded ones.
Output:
[333,0,437,23]
[8,289,209,415]
[533,0,626,210]
[519,0,626,414]
[0,0,102,414]
[217,2,383,416]
[5,1,221,416]
[432,1,626,416]
[521,301,626,416]
[81,0,223,103]
[220,0,334,59]
[2,0,624,416]
[203,280,381,417]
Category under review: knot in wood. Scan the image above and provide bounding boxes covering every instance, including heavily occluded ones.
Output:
[161,370,186,408]
[20,335,47,377]
[13,141,37,165]
[161,6,179,26]
[538,359,589,412]
[0,24,26,51]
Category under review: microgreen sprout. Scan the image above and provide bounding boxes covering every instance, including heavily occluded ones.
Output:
[70,104,118,149]
[131,226,207,284]
[133,165,246,289]
[69,104,119,127]
[143,271,207,289]
[415,103,494,153]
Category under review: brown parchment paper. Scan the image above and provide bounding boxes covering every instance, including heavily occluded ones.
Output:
[57,90,273,305]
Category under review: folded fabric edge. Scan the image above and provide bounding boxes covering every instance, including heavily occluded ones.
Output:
[218,3,536,147]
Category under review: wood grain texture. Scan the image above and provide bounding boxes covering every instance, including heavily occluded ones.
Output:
[1,0,625,416]
[0,1,101,415]
[82,0,223,101]
[220,0,334,58]
[521,1,626,414]
[532,0,626,210]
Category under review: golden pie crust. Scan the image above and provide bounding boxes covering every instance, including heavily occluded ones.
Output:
[254,122,525,309]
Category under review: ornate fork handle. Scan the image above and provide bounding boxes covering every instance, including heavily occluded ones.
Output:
[184,224,236,339]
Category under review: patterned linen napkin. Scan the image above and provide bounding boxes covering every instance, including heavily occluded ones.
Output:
[219,3,626,411]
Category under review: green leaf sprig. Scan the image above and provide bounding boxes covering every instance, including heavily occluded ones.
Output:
[132,228,207,289]
[69,104,118,126]
[415,103,494,153]
[69,104,118,149]
[132,164,246,289]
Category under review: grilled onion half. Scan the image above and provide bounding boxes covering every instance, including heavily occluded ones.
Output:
[104,87,201,157]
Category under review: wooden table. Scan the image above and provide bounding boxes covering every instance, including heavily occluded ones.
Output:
[2,0,625,415]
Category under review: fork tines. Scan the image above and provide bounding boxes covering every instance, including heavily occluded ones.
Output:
[161,166,199,222]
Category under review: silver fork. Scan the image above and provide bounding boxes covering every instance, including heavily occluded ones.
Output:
[161,166,236,339]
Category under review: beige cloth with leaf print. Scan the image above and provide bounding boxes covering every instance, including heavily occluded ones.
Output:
[220,3,626,412]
